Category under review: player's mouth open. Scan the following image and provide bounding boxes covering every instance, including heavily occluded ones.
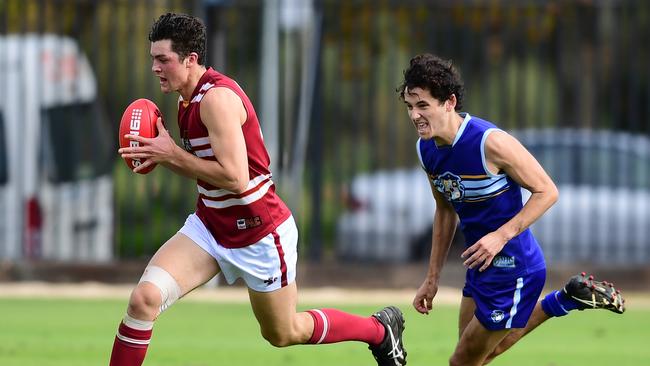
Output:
[415,121,428,133]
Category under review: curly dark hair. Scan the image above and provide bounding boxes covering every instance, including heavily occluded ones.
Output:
[397,53,464,111]
[149,12,207,65]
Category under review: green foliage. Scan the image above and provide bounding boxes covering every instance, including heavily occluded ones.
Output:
[0,297,647,365]
[113,159,196,258]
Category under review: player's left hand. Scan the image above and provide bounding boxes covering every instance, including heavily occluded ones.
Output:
[461,231,508,272]
[119,118,177,173]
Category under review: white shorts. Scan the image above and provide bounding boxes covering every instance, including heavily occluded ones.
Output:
[179,213,298,292]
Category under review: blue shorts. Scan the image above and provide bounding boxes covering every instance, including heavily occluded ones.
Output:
[462,268,546,330]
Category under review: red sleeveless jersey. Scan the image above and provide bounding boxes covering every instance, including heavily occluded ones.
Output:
[178,68,291,248]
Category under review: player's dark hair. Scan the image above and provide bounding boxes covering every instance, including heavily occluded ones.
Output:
[397,53,464,110]
[149,12,207,65]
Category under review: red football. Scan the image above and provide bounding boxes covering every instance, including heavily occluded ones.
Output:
[118,98,162,174]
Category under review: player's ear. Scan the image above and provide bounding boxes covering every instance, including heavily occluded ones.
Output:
[186,52,199,67]
[446,94,457,111]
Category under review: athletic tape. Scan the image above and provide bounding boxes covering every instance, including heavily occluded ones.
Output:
[139,265,182,314]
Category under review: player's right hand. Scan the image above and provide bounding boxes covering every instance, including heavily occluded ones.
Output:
[413,279,438,315]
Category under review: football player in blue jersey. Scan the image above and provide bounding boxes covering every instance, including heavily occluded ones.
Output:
[398,53,625,366]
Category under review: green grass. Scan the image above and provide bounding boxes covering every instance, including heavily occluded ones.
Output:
[0,298,647,366]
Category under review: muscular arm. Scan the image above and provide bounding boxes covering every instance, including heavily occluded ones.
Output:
[163,87,249,192]
[488,131,558,240]
[461,130,558,271]
[121,87,250,193]
[413,182,459,314]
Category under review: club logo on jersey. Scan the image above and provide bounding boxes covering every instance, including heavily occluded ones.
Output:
[493,255,516,268]
[180,137,193,153]
[490,310,505,323]
[433,172,465,201]
[237,216,262,230]
[179,129,193,153]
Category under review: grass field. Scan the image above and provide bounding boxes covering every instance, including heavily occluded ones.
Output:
[1,293,648,366]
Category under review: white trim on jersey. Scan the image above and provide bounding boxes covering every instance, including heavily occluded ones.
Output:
[198,174,272,198]
[189,137,213,157]
[199,174,274,209]
[451,113,472,147]
[199,82,215,92]
[202,179,273,209]
[416,137,425,168]
[191,93,206,103]
[481,127,503,178]
[190,82,215,103]
[462,176,509,197]
[195,148,214,158]
[190,137,210,146]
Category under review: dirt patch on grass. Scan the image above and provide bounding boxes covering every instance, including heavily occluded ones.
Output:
[0,281,461,305]
[1,281,648,309]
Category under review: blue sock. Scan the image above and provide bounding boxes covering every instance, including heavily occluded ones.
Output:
[541,290,580,317]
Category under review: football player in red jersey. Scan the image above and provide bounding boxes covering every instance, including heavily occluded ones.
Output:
[111,12,406,366]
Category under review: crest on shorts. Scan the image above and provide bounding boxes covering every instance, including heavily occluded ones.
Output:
[433,172,465,201]
[493,255,516,268]
[490,310,505,323]
[264,277,277,286]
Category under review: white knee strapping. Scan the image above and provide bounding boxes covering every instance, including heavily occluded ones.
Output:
[123,314,154,331]
[139,265,182,314]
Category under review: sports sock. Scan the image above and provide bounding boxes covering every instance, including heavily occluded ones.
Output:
[306,308,385,346]
[109,315,154,366]
[541,290,580,317]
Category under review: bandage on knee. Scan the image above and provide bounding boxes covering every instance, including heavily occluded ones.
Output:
[138,265,182,314]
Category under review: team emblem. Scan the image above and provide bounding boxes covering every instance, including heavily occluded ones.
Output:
[490,310,505,323]
[433,172,465,201]
[179,129,194,154]
[493,255,516,268]
[180,137,193,153]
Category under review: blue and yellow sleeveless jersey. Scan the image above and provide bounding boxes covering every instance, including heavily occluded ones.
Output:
[417,113,546,281]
